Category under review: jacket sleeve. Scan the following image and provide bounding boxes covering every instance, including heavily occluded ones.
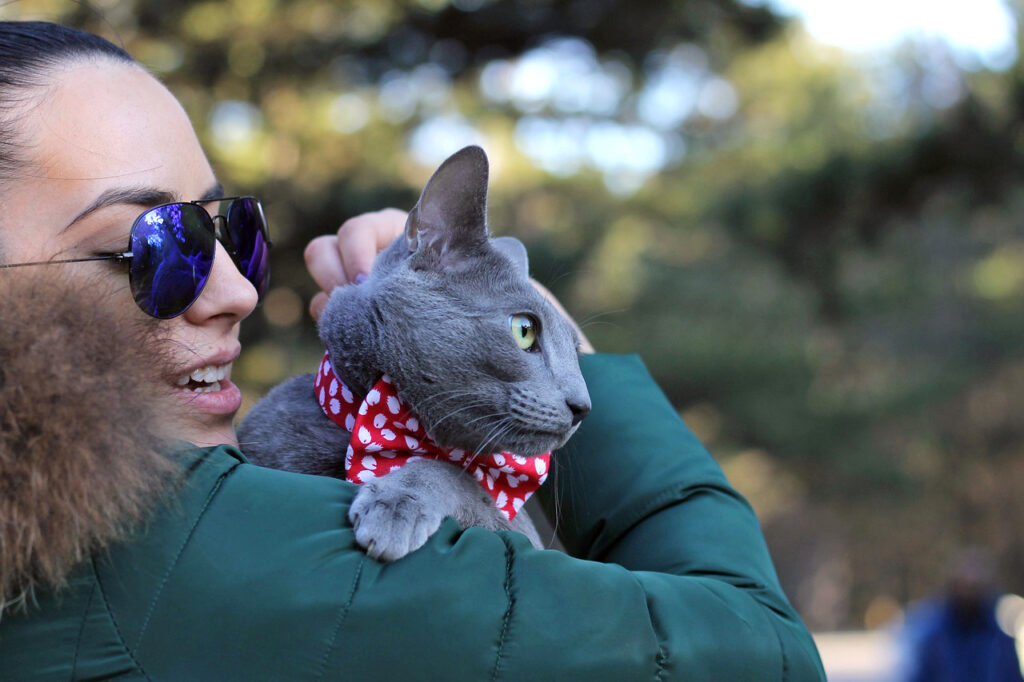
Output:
[104,354,823,681]
[538,353,825,680]
[317,353,822,680]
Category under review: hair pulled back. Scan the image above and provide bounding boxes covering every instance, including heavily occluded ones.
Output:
[0,21,135,180]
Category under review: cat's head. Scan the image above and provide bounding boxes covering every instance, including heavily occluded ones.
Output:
[319,145,590,457]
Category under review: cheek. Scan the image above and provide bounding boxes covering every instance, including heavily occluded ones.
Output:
[0,186,65,262]
[158,317,237,358]
[77,261,137,314]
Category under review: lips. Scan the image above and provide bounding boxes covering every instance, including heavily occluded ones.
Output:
[170,348,243,417]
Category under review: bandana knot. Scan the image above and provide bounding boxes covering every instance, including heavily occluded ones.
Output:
[315,352,550,521]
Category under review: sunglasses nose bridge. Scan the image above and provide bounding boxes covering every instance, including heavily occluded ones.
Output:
[211,214,236,254]
[211,213,226,239]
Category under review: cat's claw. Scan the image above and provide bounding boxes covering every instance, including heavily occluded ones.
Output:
[348,482,448,562]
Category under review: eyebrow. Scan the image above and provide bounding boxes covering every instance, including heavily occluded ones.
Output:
[62,181,225,233]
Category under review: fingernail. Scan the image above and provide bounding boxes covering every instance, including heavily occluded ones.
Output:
[353,273,368,285]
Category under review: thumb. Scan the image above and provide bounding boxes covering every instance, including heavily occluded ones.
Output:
[309,291,329,322]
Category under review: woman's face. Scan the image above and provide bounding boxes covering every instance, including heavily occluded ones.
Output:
[0,59,257,447]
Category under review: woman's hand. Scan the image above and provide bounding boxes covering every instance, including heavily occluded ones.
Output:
[304,209,406,321]
[303,208,594,352]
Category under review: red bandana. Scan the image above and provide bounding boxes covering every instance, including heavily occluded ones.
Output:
[314,352,550,521]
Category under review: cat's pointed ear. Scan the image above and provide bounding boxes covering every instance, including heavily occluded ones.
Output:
[491,236,529,279]
[406,145,490,260]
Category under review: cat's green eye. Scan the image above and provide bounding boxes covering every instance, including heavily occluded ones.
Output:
[509,313,539,352]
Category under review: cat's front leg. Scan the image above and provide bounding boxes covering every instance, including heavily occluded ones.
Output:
[348,458,537,561]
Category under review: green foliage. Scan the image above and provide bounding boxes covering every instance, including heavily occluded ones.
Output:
[9,0,1024,630]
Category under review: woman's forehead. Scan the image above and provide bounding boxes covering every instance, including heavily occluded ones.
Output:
[0,59,217,253]
[26,60,214,209]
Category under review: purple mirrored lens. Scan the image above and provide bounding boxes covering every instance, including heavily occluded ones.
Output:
[129,203,215,319]
[225,197,270,299]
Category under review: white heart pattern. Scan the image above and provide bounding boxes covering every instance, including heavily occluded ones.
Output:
[314,351,551,521]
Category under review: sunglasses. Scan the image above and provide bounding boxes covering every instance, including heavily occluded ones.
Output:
[0,197,271,319]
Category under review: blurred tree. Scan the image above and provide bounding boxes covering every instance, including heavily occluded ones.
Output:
[7,0,1024,631]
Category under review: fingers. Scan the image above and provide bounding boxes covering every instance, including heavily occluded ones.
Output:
[309,291,329,321]
[305,208,408,321]
[304,235,347,293]
[336,208,407,286]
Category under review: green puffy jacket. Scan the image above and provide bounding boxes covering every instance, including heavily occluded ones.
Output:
[0,354,825,680]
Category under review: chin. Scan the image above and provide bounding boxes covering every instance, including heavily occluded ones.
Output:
[557,423,582,448]
[435,423,572,457]
[169,377,243,446]
[172,413,238,448]
[496,432,573,457]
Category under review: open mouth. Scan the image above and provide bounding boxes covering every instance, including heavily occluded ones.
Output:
[175,363,230,394]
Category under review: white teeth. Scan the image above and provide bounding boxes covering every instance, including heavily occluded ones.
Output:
[189,364,228,383]
[176,364,229,388]
[185,381,222,394]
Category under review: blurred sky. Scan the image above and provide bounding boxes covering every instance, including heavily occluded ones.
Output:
[466,0,1020,193]
[209,0,1022,199]
[763,0,1018,69]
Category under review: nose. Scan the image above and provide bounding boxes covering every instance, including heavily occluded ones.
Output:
[184,241,259,323]
[567,397,591,426]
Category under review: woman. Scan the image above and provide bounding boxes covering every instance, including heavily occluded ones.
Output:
[0,22,825,680]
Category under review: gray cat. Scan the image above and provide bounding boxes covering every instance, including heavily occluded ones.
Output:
[239,146,590,562]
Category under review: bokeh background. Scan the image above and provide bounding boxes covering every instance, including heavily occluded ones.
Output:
[10,0,1024,642]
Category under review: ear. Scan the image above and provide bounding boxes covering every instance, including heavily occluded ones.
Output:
[491,236,530,279]
[406,145,490,262]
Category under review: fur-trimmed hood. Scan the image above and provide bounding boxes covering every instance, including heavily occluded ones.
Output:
[0,269,179,612]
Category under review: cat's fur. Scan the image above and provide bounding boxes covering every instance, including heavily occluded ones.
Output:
[239,146,590,561]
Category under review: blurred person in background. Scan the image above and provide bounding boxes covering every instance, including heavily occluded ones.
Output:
[902,548,1023,682]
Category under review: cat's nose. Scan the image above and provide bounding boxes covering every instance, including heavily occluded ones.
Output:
[567,398,591,426]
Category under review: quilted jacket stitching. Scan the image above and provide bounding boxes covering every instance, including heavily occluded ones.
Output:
[70,578,97,679]
[134,462,236,653]
[641,586,669,682]
[761,597,790,682]
[92,557,152,682]
[489,536,516,682]
[313,553,367,679]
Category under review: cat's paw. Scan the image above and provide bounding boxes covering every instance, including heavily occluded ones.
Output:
[348,480,448,562]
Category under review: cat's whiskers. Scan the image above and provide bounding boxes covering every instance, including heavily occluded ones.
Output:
[422,388,481,405]
[428,400,494,431]
[463,410,510,428]
[459,416,508,465]
[471,414,516,458]
[418,389,492,429]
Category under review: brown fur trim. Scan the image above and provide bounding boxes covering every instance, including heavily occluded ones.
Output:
[0,269,180,612]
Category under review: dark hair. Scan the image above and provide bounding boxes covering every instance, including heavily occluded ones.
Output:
[0,21,135,180]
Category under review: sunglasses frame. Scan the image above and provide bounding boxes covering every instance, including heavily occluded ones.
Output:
[0,196,272,318]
